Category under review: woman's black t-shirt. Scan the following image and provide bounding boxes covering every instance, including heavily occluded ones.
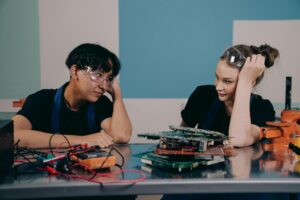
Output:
[181,85,275,136]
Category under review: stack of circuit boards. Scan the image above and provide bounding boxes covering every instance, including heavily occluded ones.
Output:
[138,125,231,172]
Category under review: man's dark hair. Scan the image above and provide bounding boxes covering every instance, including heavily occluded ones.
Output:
[65,43,120,76]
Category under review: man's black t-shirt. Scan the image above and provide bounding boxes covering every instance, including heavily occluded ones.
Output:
[17,83,113,135]
[181,85,275,136]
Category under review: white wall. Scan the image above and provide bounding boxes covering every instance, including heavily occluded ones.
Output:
[233,20,300,105]
[125,99,187,143]
[39,0,119,89]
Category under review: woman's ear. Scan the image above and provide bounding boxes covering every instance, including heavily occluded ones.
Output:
[70,65,78,79]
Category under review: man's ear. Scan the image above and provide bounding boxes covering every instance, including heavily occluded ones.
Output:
[70,65,78,79]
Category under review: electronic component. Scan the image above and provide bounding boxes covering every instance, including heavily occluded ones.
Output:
[71,149,116,169]
[138,125,229,152]
[138,125,229,172]
[155,146,225,156]
[141,152,224,172]
[285,76,292,110]
[168,125,227,139]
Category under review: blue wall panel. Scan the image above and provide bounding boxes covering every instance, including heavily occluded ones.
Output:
[119,0,300,98]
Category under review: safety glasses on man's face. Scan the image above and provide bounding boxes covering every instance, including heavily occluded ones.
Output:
[83,66,114,85]
[224,47,246,68]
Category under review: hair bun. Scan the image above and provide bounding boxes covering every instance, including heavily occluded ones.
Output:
[258,44,279,68]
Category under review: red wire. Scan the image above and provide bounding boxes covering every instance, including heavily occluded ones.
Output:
[16,145,146,185]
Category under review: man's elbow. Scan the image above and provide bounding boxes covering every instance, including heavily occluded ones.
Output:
[14,129,29,148]
[113,130,132,144]
[114,135,130,144]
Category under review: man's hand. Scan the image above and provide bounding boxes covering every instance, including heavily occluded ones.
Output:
[82,130,114,148]
[107,78,122,101]
[101,78,132,144]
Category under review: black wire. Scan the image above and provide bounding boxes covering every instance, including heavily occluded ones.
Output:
[111,147,125,167]
[87,147,114,180]
[60,134,72,149]
[49,134,55,155]
[47,133,80,175]
[58,145,126,181]
[14,146,45,172]
[59,134,72,169]
[114,163,125,179]
[289,143,300,155]
[48,133,72,155]
[99,147,114,169]
[14,139,20,147]
[86,146,125,180]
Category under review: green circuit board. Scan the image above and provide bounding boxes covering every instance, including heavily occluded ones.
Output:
[140,152,224,172]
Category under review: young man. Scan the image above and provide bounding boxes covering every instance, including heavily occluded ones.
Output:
[12,43,132,148]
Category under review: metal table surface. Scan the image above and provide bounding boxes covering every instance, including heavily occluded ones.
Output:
[0,143,300,199]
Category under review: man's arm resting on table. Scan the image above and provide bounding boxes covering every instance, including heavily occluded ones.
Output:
[100,98,132,144]
[12,115,113,148]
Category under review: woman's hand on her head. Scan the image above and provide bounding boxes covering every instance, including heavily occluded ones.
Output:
[239,54,266,85]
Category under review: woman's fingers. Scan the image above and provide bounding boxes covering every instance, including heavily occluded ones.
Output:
[239,54,266,84]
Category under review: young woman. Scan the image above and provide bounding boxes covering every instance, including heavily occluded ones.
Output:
[181,44,279,147]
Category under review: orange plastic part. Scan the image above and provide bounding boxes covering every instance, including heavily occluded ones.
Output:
[260,110,300,151]
[71,155,116,169]
[12,98,26,108]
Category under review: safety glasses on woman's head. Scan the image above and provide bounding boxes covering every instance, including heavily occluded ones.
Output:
[223,47,246,68]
